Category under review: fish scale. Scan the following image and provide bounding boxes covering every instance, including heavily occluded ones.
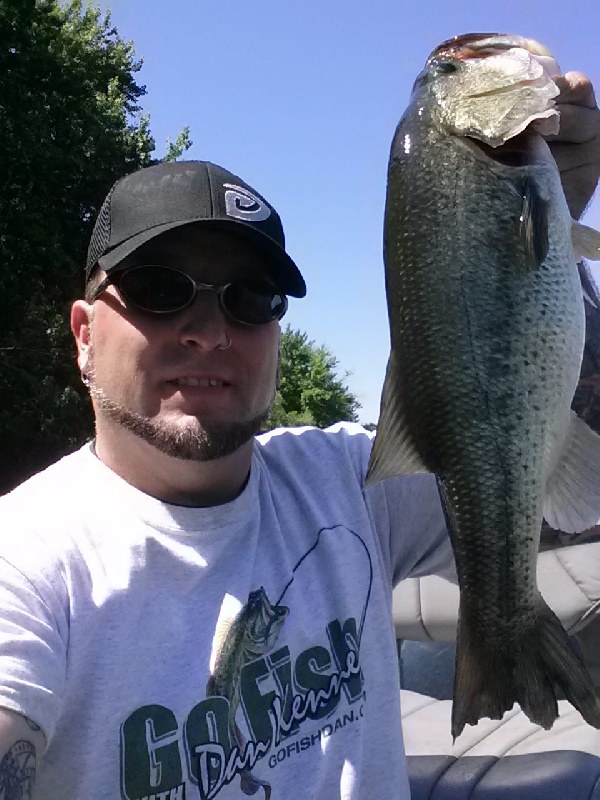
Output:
[367,33,600,738]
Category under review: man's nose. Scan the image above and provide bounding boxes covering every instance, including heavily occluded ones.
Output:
[177,290,231,351]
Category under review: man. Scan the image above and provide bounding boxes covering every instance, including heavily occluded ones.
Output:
[0,72,599,799]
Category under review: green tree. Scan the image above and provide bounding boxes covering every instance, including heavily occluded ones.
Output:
[0,0,189,492]
[264,326,361,430]
[164,126,193,162]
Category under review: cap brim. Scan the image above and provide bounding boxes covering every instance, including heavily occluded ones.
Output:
[97,218,307,298]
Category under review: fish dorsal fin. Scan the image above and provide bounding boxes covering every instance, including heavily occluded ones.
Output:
[543,411,600,533]
[209,593,243,674]
[571,219,600,261]
[365,353,429,486]
[520,176,549,268]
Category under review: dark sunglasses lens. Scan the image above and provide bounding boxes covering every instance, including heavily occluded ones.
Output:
[118,266,193,312]
[223,282,287,325]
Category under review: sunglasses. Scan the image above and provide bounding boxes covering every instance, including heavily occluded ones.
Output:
[90,265,288,326]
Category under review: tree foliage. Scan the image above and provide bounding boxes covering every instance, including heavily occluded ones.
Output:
[265,326,360,430]
[164,126,193,162]
[0,0,189,492]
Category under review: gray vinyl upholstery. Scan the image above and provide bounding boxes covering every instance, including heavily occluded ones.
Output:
[394,533,600,798]
[407,752,600,800]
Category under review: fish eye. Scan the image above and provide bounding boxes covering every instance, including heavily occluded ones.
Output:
[434,60,459,74]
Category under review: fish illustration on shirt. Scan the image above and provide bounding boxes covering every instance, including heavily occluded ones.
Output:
[207,587,289,798]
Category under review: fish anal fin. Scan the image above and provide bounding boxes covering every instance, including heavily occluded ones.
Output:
[365,353,429,486]
[543,411,600,533]
[519,176,549,268]
[572,219,600,261]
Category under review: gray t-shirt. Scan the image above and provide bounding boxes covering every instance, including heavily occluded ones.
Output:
[0,422,450,799]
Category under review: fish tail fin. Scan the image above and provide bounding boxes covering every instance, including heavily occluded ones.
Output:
[452,599,600,740]
[240,770,272,798]
[518,598,600,730]
[451,613,515,740]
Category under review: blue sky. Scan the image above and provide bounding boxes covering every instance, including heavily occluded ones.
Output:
[96,0,600,423]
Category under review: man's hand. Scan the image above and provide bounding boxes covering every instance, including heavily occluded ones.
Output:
[547,72,600,219]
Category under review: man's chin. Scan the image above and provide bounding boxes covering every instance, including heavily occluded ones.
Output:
[93,390,270,461]
[148,416,269,461]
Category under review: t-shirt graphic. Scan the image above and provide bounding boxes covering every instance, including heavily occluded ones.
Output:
[119,526,373,800]
[206,587,289,798]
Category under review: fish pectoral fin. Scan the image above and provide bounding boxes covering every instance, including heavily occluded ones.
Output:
[519,176,549,268]
[543,411,600,533]
[364,353,430,486]
[572,219,600,261]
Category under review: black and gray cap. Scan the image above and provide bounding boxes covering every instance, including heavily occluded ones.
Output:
[85,160,306,297]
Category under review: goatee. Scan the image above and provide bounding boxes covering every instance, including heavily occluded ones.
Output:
[88,380,272,461]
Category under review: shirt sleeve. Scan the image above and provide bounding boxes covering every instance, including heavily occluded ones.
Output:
[323,422,455,587]
[365,473,455,587]
[0,554,69,747]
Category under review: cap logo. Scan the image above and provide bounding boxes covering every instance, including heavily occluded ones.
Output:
[223,183,271,223]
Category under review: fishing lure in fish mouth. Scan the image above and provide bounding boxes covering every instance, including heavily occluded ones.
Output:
[368,32,600,738]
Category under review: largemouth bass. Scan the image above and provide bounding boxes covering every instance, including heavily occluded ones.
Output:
[367,33,600,738]
[207,588,288,797]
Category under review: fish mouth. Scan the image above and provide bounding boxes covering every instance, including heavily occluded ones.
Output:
[423,32,561,149]
[464,131,539,167]
[428,33,556,65]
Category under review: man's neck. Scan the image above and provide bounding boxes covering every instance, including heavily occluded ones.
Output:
[93,425,254,507]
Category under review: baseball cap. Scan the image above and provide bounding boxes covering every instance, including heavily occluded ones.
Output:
[85,160,306,298]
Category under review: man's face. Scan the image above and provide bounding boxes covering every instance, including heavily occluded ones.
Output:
[72,227,281,461]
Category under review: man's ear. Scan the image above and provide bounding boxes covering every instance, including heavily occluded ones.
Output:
[276,327,282,389]
[70,300,93,376]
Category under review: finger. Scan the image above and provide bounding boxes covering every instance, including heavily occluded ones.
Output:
[553,161,600,219]
[550,139,600,171]
[554,72,597,109]
[546,104,600,144]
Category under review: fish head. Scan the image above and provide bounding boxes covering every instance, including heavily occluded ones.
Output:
[244,587,289,656]
[412,33,561,147]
